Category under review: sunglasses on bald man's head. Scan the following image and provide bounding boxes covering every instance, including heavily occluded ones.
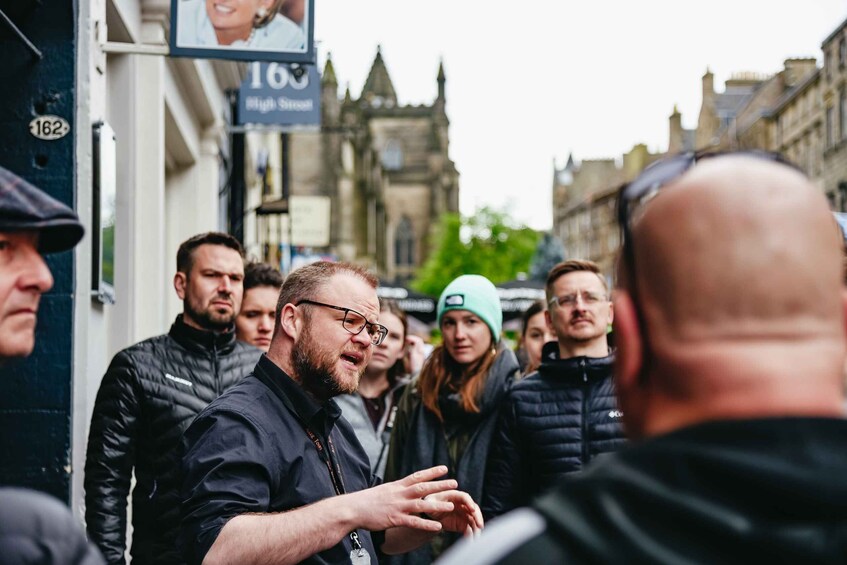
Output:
[616,150,801,281]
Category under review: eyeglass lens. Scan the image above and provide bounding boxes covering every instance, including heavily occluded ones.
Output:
[342,310,387,345]
[553,291,606,307]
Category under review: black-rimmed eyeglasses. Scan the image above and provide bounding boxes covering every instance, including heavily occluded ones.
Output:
[296,299,389,346]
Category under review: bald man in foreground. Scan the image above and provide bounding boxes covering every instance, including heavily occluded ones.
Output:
[441,152,847,564]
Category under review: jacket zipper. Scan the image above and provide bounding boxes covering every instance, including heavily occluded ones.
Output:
[212,342,221,395]
[581,358,589,465]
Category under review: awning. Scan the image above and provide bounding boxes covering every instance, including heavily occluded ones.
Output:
[377,283,437,324]
[496,278,546,322]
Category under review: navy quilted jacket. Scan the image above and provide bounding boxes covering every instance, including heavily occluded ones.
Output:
[482,342,626,519]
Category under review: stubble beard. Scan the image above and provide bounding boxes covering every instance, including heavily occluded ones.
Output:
[185,293,236,332]
[292,325,361,401]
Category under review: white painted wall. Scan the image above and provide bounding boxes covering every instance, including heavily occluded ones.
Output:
[72,0,243,521]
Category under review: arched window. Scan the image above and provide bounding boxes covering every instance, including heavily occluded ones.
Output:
[394,216,415,267]
[381,139,404,171]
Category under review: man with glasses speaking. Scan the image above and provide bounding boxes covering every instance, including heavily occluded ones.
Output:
[443,152,847,563]
[179,261,483,565]
[482,259,625,520]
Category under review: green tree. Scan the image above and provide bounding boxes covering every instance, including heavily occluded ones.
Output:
[412,206,540,296]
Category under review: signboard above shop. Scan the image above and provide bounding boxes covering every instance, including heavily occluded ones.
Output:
[291,195,331,247]
[238,62,321,127]
[169,0,315,63]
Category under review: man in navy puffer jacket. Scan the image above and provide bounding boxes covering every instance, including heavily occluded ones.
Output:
[482,259,626,520]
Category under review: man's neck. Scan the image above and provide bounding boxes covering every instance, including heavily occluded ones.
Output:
[266,348,332,404]
[558,338,609,360]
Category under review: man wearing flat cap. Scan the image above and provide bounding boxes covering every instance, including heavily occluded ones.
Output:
[0,165,103,564]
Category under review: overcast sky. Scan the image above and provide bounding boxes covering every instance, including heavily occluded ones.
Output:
[315,1,847,230]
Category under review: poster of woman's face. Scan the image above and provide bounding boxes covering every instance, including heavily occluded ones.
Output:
[170,0,314,63]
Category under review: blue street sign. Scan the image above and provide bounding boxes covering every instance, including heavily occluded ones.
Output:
[238,62,321,127]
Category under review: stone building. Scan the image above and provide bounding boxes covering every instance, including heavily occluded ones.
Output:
[552,144,666,277]
[773,66,824,184]
[552,18,847,276]
[697,59,819,154]
[245,48,460,283]
[821,18,847,209]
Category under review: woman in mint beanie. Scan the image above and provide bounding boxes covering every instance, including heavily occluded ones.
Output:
[384,274,520,564]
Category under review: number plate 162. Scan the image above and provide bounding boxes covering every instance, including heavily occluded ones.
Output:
[29,115,70,141]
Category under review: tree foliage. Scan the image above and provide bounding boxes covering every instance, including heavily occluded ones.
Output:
[411,207,540,296]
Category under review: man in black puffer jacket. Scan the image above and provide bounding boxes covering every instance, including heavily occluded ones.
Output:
[482,259,625,520]
[84,232,261,565]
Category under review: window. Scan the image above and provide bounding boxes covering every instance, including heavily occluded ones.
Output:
[394,216,415,268]
[841,90,847,141]
[826,51,832,82]
[840,38,846,69]
[827,106,835,148]
[381,139,404,171]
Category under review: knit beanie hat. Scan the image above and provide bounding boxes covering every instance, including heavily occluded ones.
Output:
[437,274,503,343]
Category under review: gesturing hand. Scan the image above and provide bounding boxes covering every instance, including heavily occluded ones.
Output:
[425,491,484,537]
[346,465,460,532]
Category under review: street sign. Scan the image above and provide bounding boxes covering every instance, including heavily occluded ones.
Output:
[291,195,330,246]
[238,62,321,127]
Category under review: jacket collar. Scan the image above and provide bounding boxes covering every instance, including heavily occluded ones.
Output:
[537,340,614,377]
[253,355,341,439]
[168,314,237,355]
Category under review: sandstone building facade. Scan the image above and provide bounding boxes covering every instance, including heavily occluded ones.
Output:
[244,48,459,283]
[553,17,847,278]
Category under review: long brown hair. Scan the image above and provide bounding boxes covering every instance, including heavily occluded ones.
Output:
[418,340,497,422]
[380,299,409,386]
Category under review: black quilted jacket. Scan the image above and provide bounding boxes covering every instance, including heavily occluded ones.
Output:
[482,342,626,519]
[84,315,260,565]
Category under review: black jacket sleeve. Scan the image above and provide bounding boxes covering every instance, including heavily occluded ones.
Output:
[482,392,528,520]
[84,352,140,565]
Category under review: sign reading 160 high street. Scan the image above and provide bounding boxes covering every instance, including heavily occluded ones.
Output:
[237,62,321,128]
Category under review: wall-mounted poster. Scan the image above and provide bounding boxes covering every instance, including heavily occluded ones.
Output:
[170,0,315,64]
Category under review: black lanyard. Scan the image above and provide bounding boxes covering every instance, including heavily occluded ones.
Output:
[304,426,366,557]
[304,426,347,496]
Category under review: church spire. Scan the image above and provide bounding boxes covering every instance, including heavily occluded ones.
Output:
[361,45,398,106]
[437,58,446,100]
[322,52,337,86]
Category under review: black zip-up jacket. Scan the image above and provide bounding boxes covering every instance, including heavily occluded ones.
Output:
[442,418,847,565]
[84,315,260,565]
[482,342,625,519]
